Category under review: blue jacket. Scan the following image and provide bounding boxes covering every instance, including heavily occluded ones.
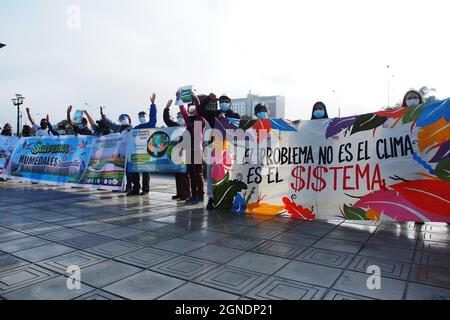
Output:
[134,104,157,129]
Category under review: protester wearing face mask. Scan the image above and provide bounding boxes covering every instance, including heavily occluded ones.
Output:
[196,93,241,210]
[254,103,270,119]
[311,102,329,120]
[127,94,158,196]
[401,90,424,108]
[1,123,13,136]
[67,106,93,136]
[21,125,34,137]
[178,91,206,205]
[100,106,134,192]
[26,107,54,137]
[164,99,192,201]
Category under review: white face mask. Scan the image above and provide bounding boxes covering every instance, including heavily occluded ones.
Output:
[406,98,420,107]
[177,118,185,126]
[139,116,148,124]
[188,105,196,115]
[120,119,129,125]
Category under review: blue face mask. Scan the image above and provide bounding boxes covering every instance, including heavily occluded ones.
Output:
[220,102,230,112]
[313,110,325,118]
[257,112,269,119]
[78,124,85,129]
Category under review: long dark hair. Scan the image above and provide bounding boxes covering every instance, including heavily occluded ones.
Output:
[311,101,329,120]
[401,90,424,108]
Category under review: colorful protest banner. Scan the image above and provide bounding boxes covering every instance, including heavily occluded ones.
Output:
[77,133,127,190]
[127,127,187,173]
[6,133,127,190]
[0,136,19,177]
[212,99,450,222]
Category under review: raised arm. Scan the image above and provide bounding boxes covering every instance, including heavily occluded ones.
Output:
[100,106,121,132]
[84,110,96,128]
[67,105,74,127]
[46,115,59,136]
[25,108,36,126]
[149,93,157,128]
[163,99,178,127]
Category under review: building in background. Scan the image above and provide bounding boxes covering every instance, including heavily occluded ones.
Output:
[231,92,285,119]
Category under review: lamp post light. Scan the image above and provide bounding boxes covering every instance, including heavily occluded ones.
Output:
[11,94,25,137]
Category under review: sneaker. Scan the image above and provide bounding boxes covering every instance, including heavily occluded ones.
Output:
[140,191,149,196]
[207,198,215,210]
[172,195,181,200]
[124,188,132,193]
[179,196,189,201]
[126,190,140,196]
[185,197,200,205]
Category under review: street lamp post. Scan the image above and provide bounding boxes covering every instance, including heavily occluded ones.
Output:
[332,90,341,118]
[11,94,25,137]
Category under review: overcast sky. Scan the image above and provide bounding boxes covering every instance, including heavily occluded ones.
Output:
[1,0,449,129]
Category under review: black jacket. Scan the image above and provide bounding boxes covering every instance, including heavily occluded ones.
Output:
[163,108,179,128]
[198,96,241,128]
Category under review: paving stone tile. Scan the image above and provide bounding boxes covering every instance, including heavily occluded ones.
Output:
[114,247,178,268]
[0,236,51,253]
[38,251,106,274]
[103,270,186,300]
[0,265,56,295]
[40,229,89,241]
[414,251,450,269]
[323,290,374,300]
[313,238,364,254]
[74,222,119,233]
[61,234,114,250]
[0,228,28,243]
[275,261,342,287]
[124,232,173,246]
[227,252,290,275]
[251,241,306,259]
[417,241,450,256]
[3,276,95,300]
[410,265,450,288]
[186,245,244,264]
[296,248,354,268]
[193,266,268,295]
[182,230,229,244]
[0,255,29,272]
[326,230,372,242]
[405,283,450,300]
[348,256,410,280]
[246,276,327,300]
[127,220,169,231]
[333,270,406,300]
[271,232,320,246]
[150,256,218,280]
[11,243,77,263]
[359,244,415,263]
[152,238,206,254]
[215,236,265,251]
[288,225,333,237]
[80,261,143,288]
[85,240,143,258]
[237,227,282,240]
[207,223,249,234]
[159,283,239,300]
[75,290,125,300]
[98,227,145,240]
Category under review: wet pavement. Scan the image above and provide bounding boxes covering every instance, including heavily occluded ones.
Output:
[0,175,449,300]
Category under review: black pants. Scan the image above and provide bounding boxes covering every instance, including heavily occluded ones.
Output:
[188,164,204,198]
[175,172,191,198]
[131,172,150,193]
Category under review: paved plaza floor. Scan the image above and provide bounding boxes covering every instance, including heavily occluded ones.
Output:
[0,175,449,300]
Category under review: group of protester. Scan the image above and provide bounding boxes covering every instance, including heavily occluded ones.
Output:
[0,89,426,210]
